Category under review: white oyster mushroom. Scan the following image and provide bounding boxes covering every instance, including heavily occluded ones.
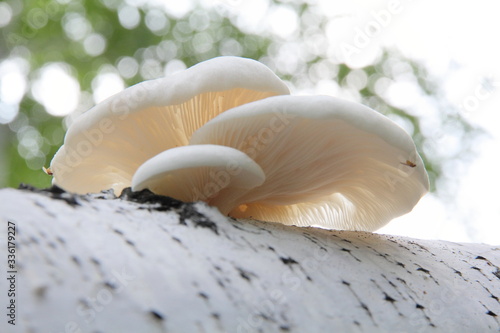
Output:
[49,57,289,194]
[132,145,266,202]
[49,56,429,231]
[178,95,429,231]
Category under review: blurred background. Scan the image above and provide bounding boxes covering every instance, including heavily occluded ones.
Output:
[0,0,498,244]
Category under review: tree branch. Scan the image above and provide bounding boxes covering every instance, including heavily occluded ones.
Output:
[1,187,499,332]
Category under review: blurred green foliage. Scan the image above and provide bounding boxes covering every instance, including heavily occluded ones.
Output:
[0,0,479,192]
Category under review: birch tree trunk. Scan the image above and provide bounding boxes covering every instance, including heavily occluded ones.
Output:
[1,186,499,333]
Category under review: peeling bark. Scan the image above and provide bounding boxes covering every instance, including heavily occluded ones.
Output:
[0,186,499,333]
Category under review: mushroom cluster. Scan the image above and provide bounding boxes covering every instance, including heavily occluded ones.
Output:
[50,56,429,231]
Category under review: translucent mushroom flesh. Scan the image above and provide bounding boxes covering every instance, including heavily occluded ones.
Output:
[188,95,429,231]
[50,57,289,194]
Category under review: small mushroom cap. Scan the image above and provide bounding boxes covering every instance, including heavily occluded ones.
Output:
[190,95,430,231]
[131,145,265,202]
[50,57,289,194]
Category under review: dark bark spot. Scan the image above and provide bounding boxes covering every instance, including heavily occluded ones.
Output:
[340,247,361,262]
[113,229,124,235]
[486,310,497,317]
[342,280,350,286]
[189,217,218,234]
[259,313,272,321]
[384,293,396,303]
[416,267,430,274]
[120,188,183,210]
[396,262,405,268]
[92,188,116,200]
[198,292,209,300]
[34,286,48,299]
[124,239,143,257]
[176,202,219,234]
[454,270,463,277]
[475,256,487,260]
[416,304,425,309]
[71,256,81,266]
[280,257,298,266]
[237,268,252,282]
[19,184,82,206]
[104,281,117,290]
[78,298,91,309]
[494,268,500,280]
[360,303,373,318]
[150,310,165,321]
[279,325,291,331]
[471,266,481,271]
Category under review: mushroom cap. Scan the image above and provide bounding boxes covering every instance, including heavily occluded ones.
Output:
[132,145,265,202]
[189,95,429,231]
[50,57,289,194]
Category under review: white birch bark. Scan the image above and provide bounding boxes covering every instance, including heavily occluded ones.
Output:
[0,187,499,333]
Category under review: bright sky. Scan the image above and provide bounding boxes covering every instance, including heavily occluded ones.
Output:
[325,0,500,244]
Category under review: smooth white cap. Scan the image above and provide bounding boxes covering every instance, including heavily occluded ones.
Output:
[132,145,265,205]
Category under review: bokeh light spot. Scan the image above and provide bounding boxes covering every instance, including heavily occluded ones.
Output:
[117,56,139,79]
[27,8,49,30]
[62,12,91,41]
[145,9,170,34]
[0,3,13,28]
[32,63,80,117]
[92,70,124,103]
[164,59,186,76]
[118,5,140,29]
[83,33,107,56]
